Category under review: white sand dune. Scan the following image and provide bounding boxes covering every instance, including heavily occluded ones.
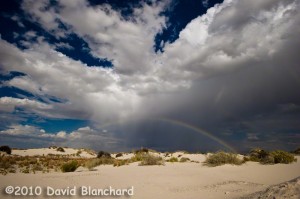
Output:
[12,147,96,158]
[1,148,299,199]
[241,176,300,199]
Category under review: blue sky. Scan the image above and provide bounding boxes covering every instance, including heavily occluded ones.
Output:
[0,0,300,152]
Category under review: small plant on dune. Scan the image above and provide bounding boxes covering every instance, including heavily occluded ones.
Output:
[249,148,269,162]
[139,154,164,166]
[113,159,129,167]
[85,159,101,170]
[115,153,123,158]
[0,145,12,154]
[56,147,65,152]
[76,150,82,157]
[32,163,43,172]
[21,167,30,174]
[269,150,296,164]
[167,157,178,163]
[292,148,300,155]
[204,151,243,167]
[97,151,111,158]
[179,157,190,162]
[247,148,296,164]
[61,160,78,172]
[134,147,149,154]
[130,152,147,162]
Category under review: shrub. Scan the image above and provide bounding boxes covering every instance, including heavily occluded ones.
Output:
[61,161,78,172]
[21,168,30,174]
[97,151,111,158]
[134,148,149,154]
[179,157,190,162]
[116,153,123,158]
[0,146,12,154]
[269,150,296,164]
[292,148,300,155]
[168,157,178,162]
[85,159,100,170]
[204,151,243,167]
[113,159,129,167]
[32,164,43,171]
[249,148,269,162]
[131,153,147,162]
[139,154,164,166]
[56,147,65,152]
[76,150,82,156]
[248,149,296,164]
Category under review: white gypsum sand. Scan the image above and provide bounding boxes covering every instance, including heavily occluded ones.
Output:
[0,148,299,199]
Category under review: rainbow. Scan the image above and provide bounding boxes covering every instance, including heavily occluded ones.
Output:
[151,118,237,153]
[98,117,237,153]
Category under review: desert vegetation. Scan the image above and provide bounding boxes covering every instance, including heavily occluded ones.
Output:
[204,151,244,167]
[97,151,111,158]
[61,160,79,172]
[56,147,65,152]
[0,145,12,154]
[167,157,179,163]
[246,148,297,164]
[0,153,88,175]
[138,154,165,166]
[0,147,298,174]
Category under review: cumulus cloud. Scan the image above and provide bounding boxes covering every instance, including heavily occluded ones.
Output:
[0,0,300,151]
[0,124,120,150]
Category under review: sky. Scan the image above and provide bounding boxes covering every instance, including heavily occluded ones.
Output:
[0,0,300,153]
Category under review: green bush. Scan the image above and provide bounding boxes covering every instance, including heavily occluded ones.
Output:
[116,153,123,158]
[134,148,149,154]
[56,147,65,152]
[204,151,243,167]
[292,148,300,155]
[0,146,12,154]
[249,148,269,162]
[21,168,30,174]
[139,154,164,166]
[247,149,296,164]
[131,153,147,162]
[97,151,111,158]
[270,150,296,164]
[61,161,78,172]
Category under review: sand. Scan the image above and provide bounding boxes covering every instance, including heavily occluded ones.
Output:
[1,149,299,199]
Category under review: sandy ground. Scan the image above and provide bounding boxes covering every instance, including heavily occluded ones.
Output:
[0,151,299,199]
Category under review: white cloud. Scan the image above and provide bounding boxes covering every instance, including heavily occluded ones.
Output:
[0,97,52,114]
[0,124,120,149]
